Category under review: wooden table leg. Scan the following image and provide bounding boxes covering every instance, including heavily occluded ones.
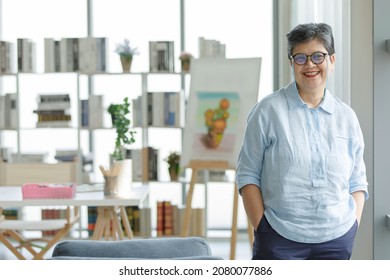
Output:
[111,207,124,240]
[120,206,133,239]
[92,206,134,240]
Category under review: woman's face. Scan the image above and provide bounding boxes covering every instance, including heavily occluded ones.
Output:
[291,39,335,94]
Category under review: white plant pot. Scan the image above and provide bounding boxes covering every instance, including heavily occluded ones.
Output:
[113,159,132,194]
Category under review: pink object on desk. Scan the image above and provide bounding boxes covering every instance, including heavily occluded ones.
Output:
[21,183,76,199]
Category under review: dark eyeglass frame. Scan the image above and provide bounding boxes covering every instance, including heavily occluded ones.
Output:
[290,52,328,65]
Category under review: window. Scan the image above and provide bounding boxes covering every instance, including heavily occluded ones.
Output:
[0,0,273,232]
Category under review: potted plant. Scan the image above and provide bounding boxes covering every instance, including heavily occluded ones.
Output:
[114,39,139,72]
[165,151,181,181]
[179,51,193,72]
[107,97,136,161]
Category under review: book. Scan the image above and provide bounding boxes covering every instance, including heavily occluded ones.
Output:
[88,94,104,128]
[87,206,98,236]
[0,95,5,128]
[17,38,36,72]
[36,120,72,128]
[0,40,14,73]
[44,38,56,72]
[139,207,152,237]
[163,201,173,236]
[156,201,164,237]
[81,99,89,127]
[4,93,17,129]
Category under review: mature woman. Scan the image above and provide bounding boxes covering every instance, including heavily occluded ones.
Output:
[236,23,368,260]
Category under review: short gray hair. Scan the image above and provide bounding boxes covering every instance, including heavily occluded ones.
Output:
[286,23,335,58]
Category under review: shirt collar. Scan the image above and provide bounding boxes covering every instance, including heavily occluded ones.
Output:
[285,82,335,115]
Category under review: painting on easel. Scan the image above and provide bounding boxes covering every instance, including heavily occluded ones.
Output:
[193,91,238,153]
[181,58,261,168]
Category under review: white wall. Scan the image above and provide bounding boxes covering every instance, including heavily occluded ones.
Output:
[372,0,390,259]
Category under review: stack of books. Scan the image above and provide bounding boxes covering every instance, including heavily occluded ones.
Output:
[34,93,71,128]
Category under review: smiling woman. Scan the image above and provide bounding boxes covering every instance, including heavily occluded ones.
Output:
[236,22,368,260]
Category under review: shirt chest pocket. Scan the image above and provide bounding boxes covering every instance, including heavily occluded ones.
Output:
[326,136,353,178]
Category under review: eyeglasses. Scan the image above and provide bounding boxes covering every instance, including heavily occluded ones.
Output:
[290,52,328,65]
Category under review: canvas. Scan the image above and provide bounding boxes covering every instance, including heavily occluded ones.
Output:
[181,58,262,168]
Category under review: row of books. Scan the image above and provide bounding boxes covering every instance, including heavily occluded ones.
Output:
[0,40,14,73]
[2,208,19,220]
[132,91,182,127]
[0,93,17,129]
[44,37,107,73]
[80,95,105,128]
[198,37,226,58]
[123,147,158,181]
[157,201,206,237]
[33,93,72,128]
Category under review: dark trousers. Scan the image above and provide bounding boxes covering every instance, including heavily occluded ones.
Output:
[252,216,358,260]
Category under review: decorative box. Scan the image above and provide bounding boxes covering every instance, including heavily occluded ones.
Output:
[22,183,76,199]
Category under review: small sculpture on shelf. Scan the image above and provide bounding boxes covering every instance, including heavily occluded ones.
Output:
[114,39,139,72]
[179,51,193,72]
[165,151,181,181]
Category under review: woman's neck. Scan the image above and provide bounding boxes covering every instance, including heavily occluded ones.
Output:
[298,89,325,108]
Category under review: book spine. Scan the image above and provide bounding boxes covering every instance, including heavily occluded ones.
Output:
[156,201,164,236]
[163,201,173,236]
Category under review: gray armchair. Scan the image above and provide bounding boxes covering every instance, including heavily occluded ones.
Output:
[51,237,223,260]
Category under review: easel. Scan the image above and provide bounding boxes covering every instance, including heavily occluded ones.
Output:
[180,160,253,260]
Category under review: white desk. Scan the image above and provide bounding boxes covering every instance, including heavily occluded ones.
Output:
[0,184,149,240]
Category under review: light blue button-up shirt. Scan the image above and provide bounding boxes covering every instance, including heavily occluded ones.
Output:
[236,82,368,243]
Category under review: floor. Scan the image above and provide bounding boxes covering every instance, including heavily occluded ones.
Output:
[0,232,253,260]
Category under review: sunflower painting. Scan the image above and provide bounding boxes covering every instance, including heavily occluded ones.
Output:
[194,91,239,152]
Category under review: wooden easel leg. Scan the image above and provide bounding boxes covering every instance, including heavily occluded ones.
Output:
[230,184,239,260]
[181,168,198,237]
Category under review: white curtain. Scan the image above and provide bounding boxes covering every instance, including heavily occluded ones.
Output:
[277,0,351,104]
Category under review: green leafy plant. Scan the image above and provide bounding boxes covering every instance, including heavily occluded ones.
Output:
[108,97,136,160]
[114,39,139,60]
